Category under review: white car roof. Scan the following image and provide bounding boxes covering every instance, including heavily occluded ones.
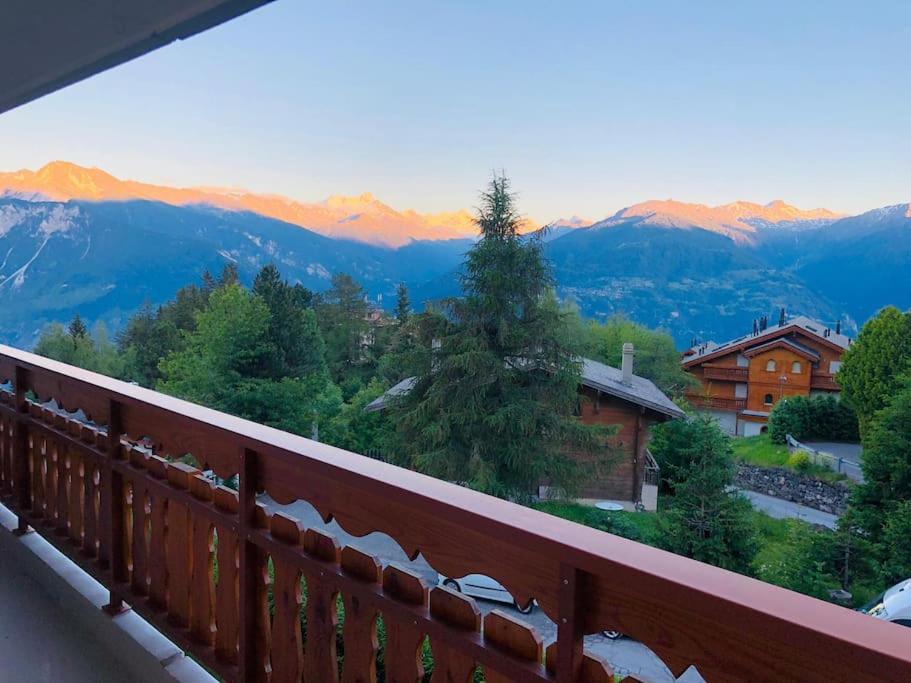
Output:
[883,578,911,621]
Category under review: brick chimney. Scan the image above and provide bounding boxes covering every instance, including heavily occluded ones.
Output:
[622,343,634,385]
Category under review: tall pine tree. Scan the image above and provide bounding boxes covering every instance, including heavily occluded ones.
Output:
[252,264,324,378]
[315,273,371,390]
[394,282,411,326]
[395,175,609,501]
[68,314,88,342]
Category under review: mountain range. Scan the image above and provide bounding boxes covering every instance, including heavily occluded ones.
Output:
[0,162,479,247]
[1,161,908,349]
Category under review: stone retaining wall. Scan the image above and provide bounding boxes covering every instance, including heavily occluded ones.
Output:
[734,464,850,515]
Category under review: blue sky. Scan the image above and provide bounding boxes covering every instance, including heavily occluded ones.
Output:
[1,0,908,220]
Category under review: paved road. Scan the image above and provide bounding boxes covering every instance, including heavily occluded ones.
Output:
[266,496,685,682]
[804,441,864,482]
[736,489,839,528]
[804,441,862,463]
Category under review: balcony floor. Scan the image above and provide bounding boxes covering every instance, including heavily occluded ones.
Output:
[0,540,129,682]
[0,503,212,683]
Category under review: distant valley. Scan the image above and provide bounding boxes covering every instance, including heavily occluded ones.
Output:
[1,162,909,348]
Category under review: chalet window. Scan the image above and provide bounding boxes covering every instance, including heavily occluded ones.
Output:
[829,361,842,373]
[792,361,801,373]
[763,393,774,405]
[765,359,777,372]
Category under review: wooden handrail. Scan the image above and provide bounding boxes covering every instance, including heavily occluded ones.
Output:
[702,364,749,381]
[0,344,909,681]
[810,372,840,391]
[685,394,747,412]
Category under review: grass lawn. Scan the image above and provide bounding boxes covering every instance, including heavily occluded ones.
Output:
[532,501,661,544]
[731,434,849,484]
[730,434,789,467]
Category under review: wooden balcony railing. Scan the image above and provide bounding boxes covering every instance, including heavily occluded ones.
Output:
[685,394,747,412]
[702,364,749,382]
[0,345,909,681]
[810,373,840,391]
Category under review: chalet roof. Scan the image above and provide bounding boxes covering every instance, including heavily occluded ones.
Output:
[579,358,684,418]
[683,315,851,368]
[742,337,821,361]
[366,358,684,419]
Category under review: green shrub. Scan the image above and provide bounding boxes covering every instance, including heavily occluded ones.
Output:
[787,451,812,472]
[583,509,644,542]
[650,414,733,494]
[768,395,859,444]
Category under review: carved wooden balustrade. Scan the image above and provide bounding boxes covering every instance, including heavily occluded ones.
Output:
[810,373,840,392]
[684,395,747,412]
[701,365,749,382]
[0,344,909,682]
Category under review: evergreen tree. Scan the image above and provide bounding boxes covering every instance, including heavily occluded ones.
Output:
[315,273,371,390]
[118,302,180,386]
[252,264,324,378]
[879,501,911,585]
[35,321,124,377]
[394,175,609,501]
[158,285,340,436]
[837,306,911,433]
[394,282,411,326]
[201,269,217,297]
[850,382,911,544]
[219,262,240,288]
[656,415,757,573]
[68,314,88,343]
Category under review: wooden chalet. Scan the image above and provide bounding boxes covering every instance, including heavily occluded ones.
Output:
[682,315,851,436]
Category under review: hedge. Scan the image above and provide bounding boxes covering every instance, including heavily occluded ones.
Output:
[767,394,860,444]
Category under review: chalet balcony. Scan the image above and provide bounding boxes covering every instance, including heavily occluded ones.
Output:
[701,365,749,382]
[1,344,909,682]
[810,373,840,391]
[685,395,747,412]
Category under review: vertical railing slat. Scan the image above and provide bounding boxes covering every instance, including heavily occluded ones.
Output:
[12,367,30,535]
[239,448,272,681]
[67,450,84,547]
[131,475,149,596]
[428,586,481,682]
[189,475,216,646]
[482,610,544,683]
[148,477,169,611]
[269,512,305,682]
[54,438,69,537]
[165,464,194,628]
[302,528,342,683]
[382,565,428,683]
[340,547,382,683]
[214,486,240,666]
[102,399,127,613]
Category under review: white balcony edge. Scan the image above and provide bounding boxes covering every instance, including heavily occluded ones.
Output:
[0,503,216,683]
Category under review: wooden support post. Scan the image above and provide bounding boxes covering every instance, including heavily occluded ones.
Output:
[12,366,31,536]
[556,564,585,683]
[238,447,261,681]
[102,399,128,615]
